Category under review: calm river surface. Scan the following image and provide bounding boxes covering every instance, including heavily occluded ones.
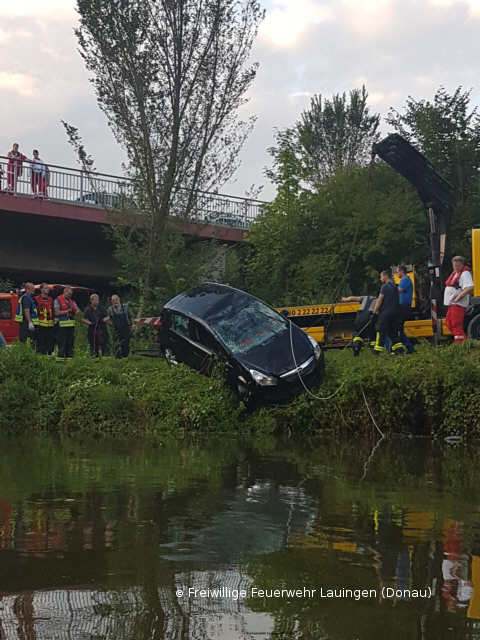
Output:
[0,433,480,639]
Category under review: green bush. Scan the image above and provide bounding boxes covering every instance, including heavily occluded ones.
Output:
[2,341,480,438]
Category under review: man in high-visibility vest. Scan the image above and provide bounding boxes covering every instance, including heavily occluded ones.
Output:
[14,282,38,344]
[35,283,55,355]
[54,286,80,359]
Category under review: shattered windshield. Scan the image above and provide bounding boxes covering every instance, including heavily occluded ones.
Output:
[208,299,288,355]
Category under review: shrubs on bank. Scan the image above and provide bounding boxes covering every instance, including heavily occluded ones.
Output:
[268,341,480,439]
[0,344,241,435]
[1,341,480,437]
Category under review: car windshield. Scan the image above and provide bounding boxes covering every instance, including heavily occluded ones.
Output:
[208,298,288,355]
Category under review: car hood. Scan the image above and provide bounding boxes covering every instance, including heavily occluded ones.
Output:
[233,325,314,377]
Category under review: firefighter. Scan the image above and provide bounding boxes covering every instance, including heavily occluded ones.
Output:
[54,286,80,359]
[373,270,405,355]
[35,283,55,355]
[341,295,377,356]
[444,256,474,343]
[14,282,38,344]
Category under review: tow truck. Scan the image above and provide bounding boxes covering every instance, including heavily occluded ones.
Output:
[277,134,480,347]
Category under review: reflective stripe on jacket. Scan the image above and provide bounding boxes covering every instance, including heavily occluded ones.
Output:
[35,295,55,327]
[57,295,76,327]
[14,294,39,325]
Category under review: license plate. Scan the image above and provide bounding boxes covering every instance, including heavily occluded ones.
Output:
[285,306,332,317]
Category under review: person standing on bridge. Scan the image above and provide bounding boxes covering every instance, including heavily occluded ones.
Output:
[108,295,134,359]
[54,286,80,359]
[7,143,28,193]
[35,283,55,355]
[14,282,38,344]
[30,150,49,199]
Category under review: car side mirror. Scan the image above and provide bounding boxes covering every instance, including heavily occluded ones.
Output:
[280,309,290,318]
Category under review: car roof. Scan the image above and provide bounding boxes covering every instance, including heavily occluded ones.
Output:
[165,283,255,323]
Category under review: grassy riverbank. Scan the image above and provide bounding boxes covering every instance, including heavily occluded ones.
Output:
[1,341,479,437]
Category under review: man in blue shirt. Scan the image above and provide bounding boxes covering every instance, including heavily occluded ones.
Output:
[396,265,415,354]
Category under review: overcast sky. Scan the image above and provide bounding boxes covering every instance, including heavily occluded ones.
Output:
[1,0,480,201]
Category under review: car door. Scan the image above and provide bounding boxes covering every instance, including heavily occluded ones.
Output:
[164,312,193,366]
[185,320,220,375]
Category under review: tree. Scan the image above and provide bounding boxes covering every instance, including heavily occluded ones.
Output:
[298,86,381,186]
[387,86,480,256]
[246,164,426,306]
[68,0,264,301]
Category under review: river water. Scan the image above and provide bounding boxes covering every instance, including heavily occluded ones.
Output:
[0,433,479,639]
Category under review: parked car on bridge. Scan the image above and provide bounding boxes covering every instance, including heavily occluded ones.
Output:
[158,283,324,406]
[75,192,121,208]
[207,213,247,228]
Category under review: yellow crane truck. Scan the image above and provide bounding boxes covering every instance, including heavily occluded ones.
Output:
[278,134,480,348]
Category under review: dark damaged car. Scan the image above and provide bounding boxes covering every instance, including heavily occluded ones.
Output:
[158,283,325,406]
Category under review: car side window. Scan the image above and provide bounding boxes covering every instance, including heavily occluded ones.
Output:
[171,313,190,338]
[191,321,218,352]
[0,300,12,320]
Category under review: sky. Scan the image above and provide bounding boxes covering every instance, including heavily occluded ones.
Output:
[1,0,480,201]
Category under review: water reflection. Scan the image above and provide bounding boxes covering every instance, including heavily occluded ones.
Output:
[1,436,480,638]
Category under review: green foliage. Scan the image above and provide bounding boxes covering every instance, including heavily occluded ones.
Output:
[298,86,381,186]
[0,277,13,293]
[254,342,480,439]
[4,340,480,439]
[0,345,240,436]
[246,164,425,305]
[387,86,480,256]
[161,264,207,299]
[71,0,264,304]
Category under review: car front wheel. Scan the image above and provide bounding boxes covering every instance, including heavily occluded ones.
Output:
[164,347,179,366]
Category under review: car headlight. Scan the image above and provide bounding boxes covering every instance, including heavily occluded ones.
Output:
[249,369,278,386]
[308,335,322,360]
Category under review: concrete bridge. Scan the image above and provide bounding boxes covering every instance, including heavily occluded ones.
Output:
[0,157,264,289]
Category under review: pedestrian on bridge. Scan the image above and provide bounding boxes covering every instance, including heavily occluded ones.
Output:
[30,150,49,198]
[7,143,28,193]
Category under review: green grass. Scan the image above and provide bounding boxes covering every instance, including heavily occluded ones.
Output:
[2,340,480,437]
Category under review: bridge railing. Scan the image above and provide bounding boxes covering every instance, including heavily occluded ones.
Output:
[0,156,265,227]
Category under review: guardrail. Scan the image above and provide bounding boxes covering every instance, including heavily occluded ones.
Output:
[0,156,265,227]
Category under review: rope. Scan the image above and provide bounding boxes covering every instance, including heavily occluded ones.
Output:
[288,318,346,400]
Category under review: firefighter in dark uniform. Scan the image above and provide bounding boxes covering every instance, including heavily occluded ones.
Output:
[342,295,377,356]
[373,270,405,355]
[14,282,38,344]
